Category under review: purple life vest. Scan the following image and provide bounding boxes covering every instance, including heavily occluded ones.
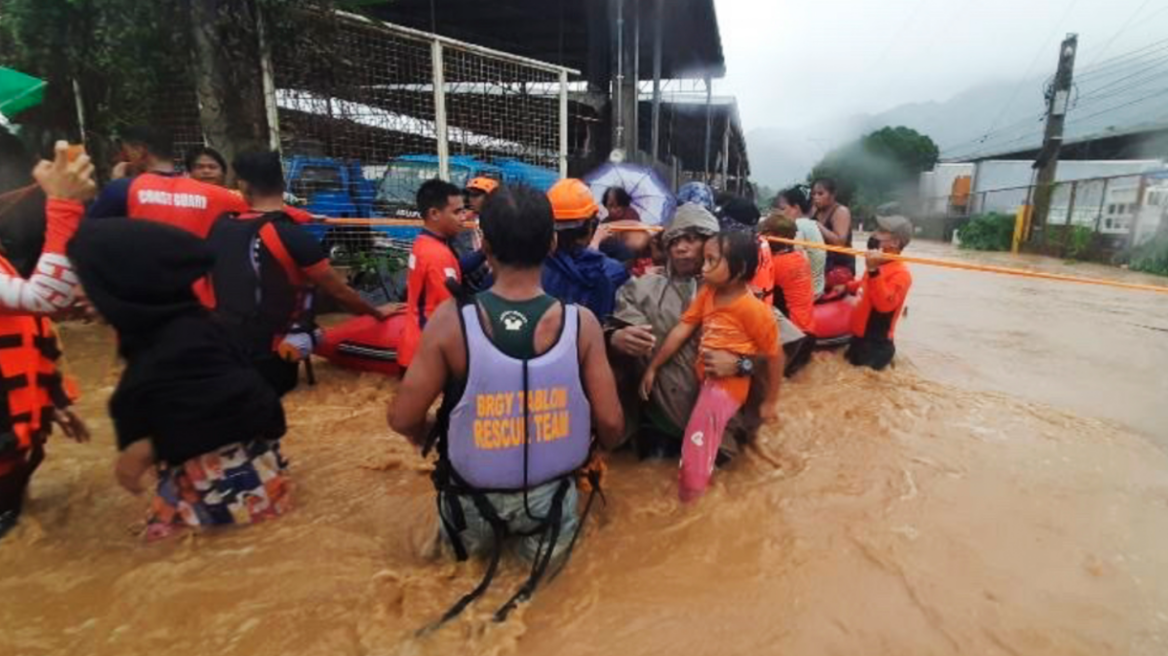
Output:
[446,303,592,491]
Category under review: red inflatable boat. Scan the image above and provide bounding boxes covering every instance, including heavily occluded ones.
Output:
[811,296,856,347]
[315,312,407,376]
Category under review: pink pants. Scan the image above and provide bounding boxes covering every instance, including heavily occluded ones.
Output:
[679,380,742,503]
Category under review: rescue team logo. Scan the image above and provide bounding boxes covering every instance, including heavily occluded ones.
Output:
[472,387,571,450]
[136,189,208,209]
[500,310,527,332]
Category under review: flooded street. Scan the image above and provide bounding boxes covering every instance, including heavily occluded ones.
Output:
[3,240,1168,656]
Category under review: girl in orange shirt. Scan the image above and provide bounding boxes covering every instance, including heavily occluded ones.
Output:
[640,231,782,502]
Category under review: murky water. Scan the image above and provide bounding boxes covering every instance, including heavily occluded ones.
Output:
[3,241,1168,656]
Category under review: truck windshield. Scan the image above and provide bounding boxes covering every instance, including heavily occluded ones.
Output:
[290,165,345,199]
[377,161,471,205]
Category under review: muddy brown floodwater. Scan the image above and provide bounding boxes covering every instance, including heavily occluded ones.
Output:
[2,240,1168,656]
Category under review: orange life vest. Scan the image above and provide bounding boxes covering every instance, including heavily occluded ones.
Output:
[0,256,70,457]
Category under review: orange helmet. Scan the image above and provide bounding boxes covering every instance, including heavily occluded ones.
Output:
[465,177,499,194]
[547,178,599,223]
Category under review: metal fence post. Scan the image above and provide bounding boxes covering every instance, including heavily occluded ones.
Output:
[1094,178,1109,233]
[559,69,569,179]
[256,6,281,151]
[431,38,449,180]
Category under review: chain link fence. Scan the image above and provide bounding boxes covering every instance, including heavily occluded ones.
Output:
[143,10,574,293]
[915,170,1168,259]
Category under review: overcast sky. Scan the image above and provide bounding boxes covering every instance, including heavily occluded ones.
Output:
[713,0,1168,133]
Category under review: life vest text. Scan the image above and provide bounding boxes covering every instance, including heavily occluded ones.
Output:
[472,387,572,450]
[136,189,209,209]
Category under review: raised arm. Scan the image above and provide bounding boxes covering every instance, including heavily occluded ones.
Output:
[305,264,388,320]
[0,142,96,315]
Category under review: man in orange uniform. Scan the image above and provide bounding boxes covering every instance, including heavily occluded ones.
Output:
[87,126,311,234]
[397,178,466,369]
[87,127,247,237]
[845,216,914,371]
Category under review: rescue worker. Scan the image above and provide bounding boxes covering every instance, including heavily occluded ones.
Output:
[464,176,497,222]
[88,126,310,232]
[541,178,629,320]
[0,142,97,539]
[459,176,497,291]
[205,150,389,396]
[390,185,622,625]
[844,216,914,371]
[397,178,466,369]
[86,126,247,237]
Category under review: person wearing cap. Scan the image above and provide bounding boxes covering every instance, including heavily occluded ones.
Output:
[459,176,498,291]
[843,215,914,371]
[542,179,629,319]
[464,177,497,216]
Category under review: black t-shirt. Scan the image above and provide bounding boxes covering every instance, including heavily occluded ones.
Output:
[257,219,327,271]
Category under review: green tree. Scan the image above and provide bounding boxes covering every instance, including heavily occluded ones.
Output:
[808,125,939,213]
[0,0,327,167]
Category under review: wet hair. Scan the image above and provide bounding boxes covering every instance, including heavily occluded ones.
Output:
[603,186,632,208]
[812,177,838,196]
[778,187,811,215]
[184,147,227,176]
[759,214,798,240]
[480,185,555,269]
[718,196,761,228]
[232,150,286,195]
[119,125,174,160]
[555,217,598,253]
[713,230,759,283]
[416,178,462,219]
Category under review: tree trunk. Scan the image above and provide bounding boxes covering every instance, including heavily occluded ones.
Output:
[188,0,270,174]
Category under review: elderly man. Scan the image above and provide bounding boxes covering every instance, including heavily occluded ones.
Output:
[605,204,799,459]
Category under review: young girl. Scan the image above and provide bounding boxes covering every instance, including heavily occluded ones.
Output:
[640,231,782,502]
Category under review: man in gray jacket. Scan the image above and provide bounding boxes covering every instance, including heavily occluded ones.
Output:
[605,203,795,459]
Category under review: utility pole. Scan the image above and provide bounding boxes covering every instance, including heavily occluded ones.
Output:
[1030,33,1078,244]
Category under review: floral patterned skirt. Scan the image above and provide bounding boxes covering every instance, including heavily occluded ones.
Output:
[145,440,291,542]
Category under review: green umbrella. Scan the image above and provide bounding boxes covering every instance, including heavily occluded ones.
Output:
[0,67,46,118]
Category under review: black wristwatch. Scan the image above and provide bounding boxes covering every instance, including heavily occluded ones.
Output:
[736,355,754,377]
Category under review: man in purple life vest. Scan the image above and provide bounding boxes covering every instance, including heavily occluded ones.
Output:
[390,185,622,623]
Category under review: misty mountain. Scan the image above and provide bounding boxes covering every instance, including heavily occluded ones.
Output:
[747,71,1168,189]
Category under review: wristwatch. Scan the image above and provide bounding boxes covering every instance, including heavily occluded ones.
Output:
[736,355,754,377]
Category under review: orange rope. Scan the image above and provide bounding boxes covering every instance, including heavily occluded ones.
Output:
[319,217,479,229]
[312,218,1168,295]
[766,236,1168,296]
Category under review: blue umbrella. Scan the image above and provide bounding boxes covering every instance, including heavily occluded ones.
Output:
[584,163,676,226]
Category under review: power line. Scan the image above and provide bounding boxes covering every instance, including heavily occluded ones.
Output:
[1069,87,1168,126]
[1078,0,1157,70]
[969,0,1081,155]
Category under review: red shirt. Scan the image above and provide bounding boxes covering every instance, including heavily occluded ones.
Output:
[771,249,816,335]
[398,231,461,368]
[848,261,912,340]
[126,173,249,238]
[751,237,774,303]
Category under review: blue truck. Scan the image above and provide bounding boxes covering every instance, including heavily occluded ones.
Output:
[286,153,559,258]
